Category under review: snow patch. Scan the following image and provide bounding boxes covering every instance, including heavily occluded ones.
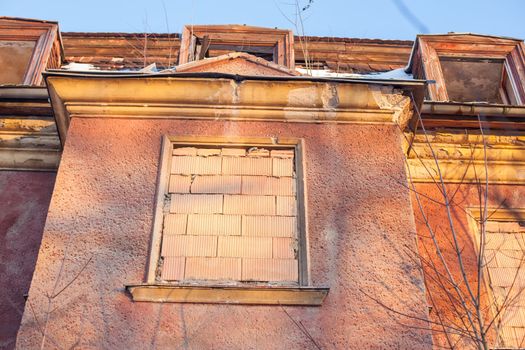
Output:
[61,62,99,71]
[296,67,413,80]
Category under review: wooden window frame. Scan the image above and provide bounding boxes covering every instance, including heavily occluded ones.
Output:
[500,63,520,105]
[414,35,525,105]
[126,135,329,305]
[178,25,295,69]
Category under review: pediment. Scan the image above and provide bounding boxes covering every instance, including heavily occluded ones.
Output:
[175,52,299,76]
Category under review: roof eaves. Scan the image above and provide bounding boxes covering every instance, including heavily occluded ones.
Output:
[0,16,59,25]
[62,31,182,38]
[43,69,426,87]
[416,32,524,42]
[295,35,413,46]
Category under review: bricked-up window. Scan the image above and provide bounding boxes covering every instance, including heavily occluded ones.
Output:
[156,141,303,285]
[483,221,525,348]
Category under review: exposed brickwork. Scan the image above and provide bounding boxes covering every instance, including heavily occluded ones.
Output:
[161,235,217,257]
[170,194,223,213]
[241,176,295,195]
[191,175,241,194]
[171,155,221,175]
[223,195,275,215]
[242,258,298,282]
[161,257,186,280]
[270,149,294,158]
[242,216,296,237]
[185,257,241,280]
[221,148,246,157]
[197,148,221,157]
[218,236,273,258]
[160,145,300,284]
[168,175,192,193]
[247,148,270,157]
[187,214,241,235]
[273,237,296,259]
[163,214,187,235]
[223,157,272,175]
[272,157,294,177]
[276,196,297,216]
[172,147,197,156]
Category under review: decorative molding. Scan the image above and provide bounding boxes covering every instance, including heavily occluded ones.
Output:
[405,130,525,184]
[468,207,525,222]
[175,52,299,76]
[406,159,525,184]
[418,101,525,131]
[0,87,61,171]
[44,73,424,145]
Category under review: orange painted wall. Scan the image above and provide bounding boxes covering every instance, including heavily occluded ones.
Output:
[412,182,525,348]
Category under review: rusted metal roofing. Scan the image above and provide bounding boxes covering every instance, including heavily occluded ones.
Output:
[61,32,412,73]
[62,32,181,70]
[293,35,412,73]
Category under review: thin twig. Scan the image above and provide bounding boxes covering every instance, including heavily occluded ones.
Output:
[280,305,322,349]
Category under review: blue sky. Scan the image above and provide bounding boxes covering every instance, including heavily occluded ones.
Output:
[2,0,525,40]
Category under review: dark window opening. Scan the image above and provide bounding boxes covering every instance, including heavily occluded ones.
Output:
[189,35,277,62]
[208,44,275,61]
[439,56,518,105]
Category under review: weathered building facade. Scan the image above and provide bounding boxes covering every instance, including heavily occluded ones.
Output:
[1,17,524,349]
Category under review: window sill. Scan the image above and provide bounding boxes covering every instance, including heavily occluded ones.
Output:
[125,283,329,306]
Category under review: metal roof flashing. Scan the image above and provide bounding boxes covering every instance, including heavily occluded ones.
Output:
[43,69,427,87]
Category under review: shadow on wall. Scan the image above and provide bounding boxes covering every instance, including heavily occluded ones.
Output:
[0,171,56,350]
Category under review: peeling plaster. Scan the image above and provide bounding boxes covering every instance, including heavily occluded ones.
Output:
[287,86,319,108]
[321,84,339,120]
[370,85,412,127]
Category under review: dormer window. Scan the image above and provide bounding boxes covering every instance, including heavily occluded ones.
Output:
[409,34,525,105]
[178,25,295,69]
[0,17,63,85]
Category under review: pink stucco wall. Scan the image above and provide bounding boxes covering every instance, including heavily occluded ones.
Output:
[0,171,56,349]
[17,118,432,349]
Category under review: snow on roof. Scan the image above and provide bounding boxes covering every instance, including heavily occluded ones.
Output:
[295,67,413,80]
[61,62,100,71]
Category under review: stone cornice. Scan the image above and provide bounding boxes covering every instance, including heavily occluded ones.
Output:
[405,130,525,184]
[0,87,61,171]
[417,101,525,131]
[44,72,425,145]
